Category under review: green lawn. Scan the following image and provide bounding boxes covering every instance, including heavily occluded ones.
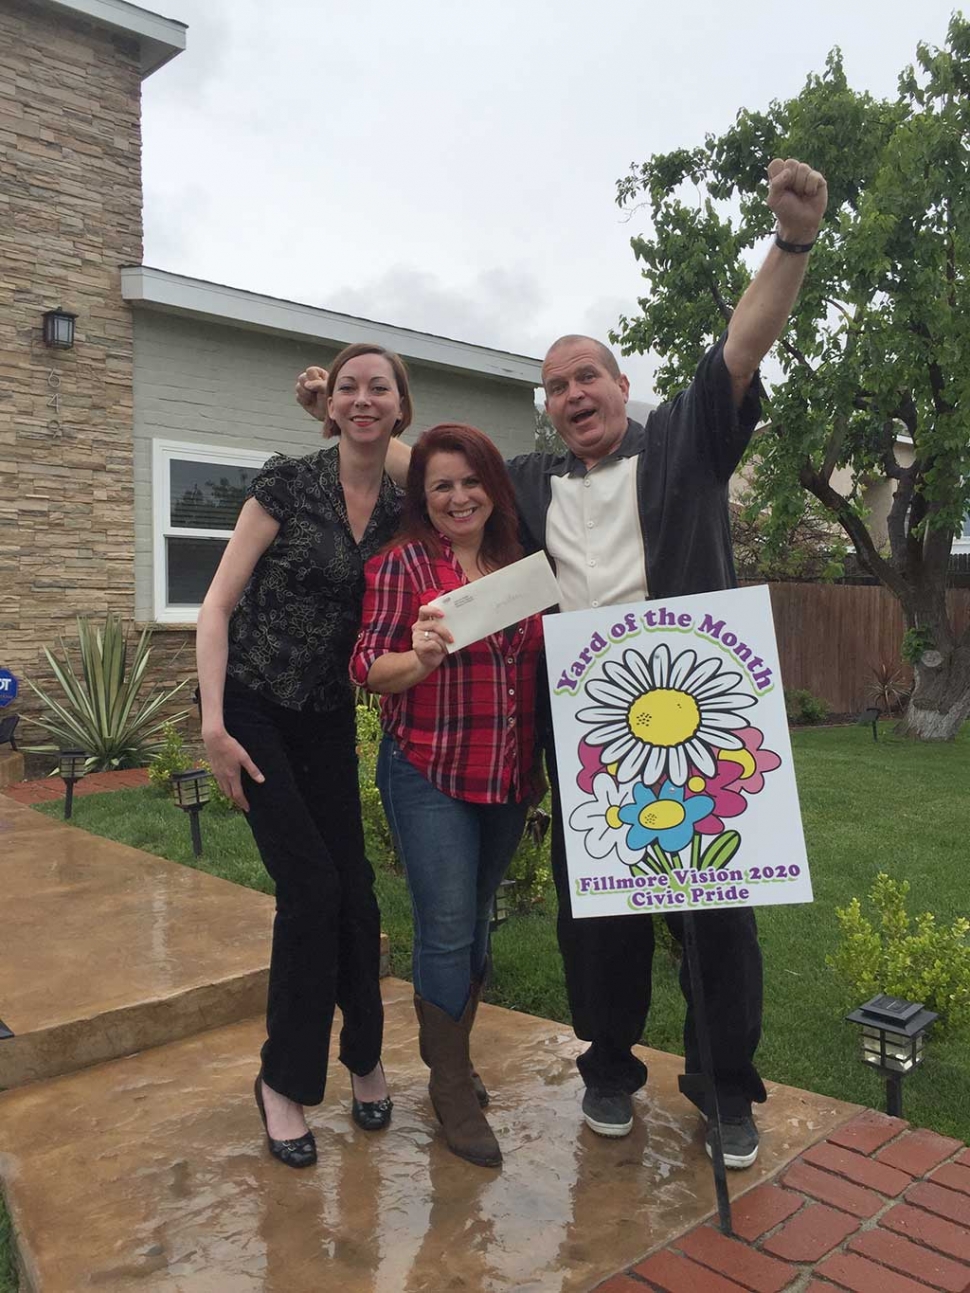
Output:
[1,724,966,1288]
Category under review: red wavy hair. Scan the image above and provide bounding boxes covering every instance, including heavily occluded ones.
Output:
[396,423,523,573]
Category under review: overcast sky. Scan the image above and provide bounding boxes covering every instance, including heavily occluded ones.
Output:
[142,0,960,402]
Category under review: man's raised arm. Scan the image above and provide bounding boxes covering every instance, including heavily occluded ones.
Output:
[723,157,828,406]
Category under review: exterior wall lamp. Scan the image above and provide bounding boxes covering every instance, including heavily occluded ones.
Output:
[42,308,77,349]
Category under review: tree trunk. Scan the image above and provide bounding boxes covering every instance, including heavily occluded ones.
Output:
[896,643,970,741]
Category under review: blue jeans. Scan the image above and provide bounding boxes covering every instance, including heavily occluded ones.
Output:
[376,736,528,1020]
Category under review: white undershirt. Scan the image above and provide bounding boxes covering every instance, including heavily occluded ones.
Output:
[546,456,648,612]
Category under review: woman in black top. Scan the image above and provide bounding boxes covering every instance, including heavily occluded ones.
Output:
[197,342,410,1168]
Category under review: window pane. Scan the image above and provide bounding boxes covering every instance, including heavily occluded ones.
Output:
[170,459,256,530]
[962,512,970,539]
[166,537,227,606]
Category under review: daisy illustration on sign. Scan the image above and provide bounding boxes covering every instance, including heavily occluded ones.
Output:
[577,645,758,786]
[544,586,811,916]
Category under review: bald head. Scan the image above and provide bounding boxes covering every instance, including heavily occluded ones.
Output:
[541,336,630,465]
[544,335,621,379]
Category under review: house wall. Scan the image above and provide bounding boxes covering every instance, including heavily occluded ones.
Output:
[131,309,538,623]
[0,0,142,728]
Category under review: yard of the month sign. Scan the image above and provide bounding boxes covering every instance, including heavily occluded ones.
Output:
[543,584,811,919]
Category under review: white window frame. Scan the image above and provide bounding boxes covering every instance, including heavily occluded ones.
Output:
[152,438,272,624]
[954,510,970,555]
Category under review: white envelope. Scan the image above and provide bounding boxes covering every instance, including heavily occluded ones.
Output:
[428,551,561,653]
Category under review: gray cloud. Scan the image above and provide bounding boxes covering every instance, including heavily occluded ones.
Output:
[327,265,550,360]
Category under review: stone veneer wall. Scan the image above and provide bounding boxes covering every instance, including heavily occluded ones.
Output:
[0,0,143,746]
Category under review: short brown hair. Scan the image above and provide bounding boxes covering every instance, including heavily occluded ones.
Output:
[395,424,523,573]
[323,343,413,438]
[543,334,621,381]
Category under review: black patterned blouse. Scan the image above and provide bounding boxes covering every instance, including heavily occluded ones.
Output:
[226,448,402,712]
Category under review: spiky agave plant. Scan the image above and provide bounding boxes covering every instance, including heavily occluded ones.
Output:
[24,615,190,771]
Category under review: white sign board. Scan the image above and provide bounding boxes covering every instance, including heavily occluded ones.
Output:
[542,585,811,919]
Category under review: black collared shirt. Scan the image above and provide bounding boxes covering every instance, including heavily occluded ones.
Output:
[505,335,761,600]
[227,448,402,712]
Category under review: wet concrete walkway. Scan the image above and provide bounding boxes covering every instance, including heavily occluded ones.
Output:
[0,982,858,1293]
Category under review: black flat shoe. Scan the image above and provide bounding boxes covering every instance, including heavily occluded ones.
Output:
[254,1075,317,1169]
[351,1064,393,1132]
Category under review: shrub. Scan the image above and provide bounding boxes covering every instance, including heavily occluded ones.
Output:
[901,626,935,667]
[25,615,190,771]
[147,722,193,791]
[784,687,830,725]
[868,662,910,714]
[505,806,552,910]
[356,702,397,869]
[827,873,970,1034]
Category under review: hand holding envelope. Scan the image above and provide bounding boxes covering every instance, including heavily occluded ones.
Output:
[427,551,561,653]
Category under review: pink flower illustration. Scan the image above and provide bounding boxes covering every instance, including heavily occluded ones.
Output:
[684,728,782,835]
[685,759,749,836]
[577,738,609,794]
[720,727,781,794]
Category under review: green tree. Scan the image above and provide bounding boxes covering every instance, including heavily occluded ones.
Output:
[535,405,566,454]
[612,16,970,741]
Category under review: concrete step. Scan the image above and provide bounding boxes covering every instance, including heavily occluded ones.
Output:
[0,792,276,1090]
[0,794,391,1090]
[0,979,859,1293]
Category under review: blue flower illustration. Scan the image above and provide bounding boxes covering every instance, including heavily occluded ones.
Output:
[617,780,715,854]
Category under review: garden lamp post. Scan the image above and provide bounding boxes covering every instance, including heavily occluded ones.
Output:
[171,768,211,857]
[490,879,517,933]
[58,749,87,819]
[856,706,881,742]
[846,994,937,1118]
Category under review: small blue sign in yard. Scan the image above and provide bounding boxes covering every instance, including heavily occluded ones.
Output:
[0,669,19,707]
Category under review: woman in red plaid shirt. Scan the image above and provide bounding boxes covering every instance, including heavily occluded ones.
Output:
[351,423,546,1169]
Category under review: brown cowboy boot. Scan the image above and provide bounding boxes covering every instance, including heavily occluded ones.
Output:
[414,993,501,1168]
[467,975,489,1108]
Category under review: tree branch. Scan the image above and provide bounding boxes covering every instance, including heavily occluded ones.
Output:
[799,459,912,605]
[777,335,814,372]
[886,464,917,566]
[821,412,849,484]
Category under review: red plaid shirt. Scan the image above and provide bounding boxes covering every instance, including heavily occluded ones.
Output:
[350,539,544,805]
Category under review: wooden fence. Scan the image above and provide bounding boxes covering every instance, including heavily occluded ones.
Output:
[754,583,970,714]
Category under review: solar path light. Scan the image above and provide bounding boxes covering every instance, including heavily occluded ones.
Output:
[846,993,937,1118]
[58,749,86,819]
[171,768,211,858]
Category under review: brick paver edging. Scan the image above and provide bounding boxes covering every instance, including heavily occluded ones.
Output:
[596,1111,970,1293]
[3,767,150,804]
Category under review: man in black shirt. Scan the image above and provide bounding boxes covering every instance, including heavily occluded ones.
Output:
[298,157,827,1168]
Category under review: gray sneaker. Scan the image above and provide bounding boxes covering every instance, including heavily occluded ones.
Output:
[582,1088,634,1137]
[704,1114,759,1169]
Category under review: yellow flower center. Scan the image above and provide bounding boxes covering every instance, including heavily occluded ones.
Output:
[687,775,706,792]
[720,748,757,780]
[604,805,623,829]
[638,800,686,831]
[627,689,700,747]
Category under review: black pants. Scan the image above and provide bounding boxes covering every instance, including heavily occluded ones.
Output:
[223,678,384,1106]
[547,740,766,1118]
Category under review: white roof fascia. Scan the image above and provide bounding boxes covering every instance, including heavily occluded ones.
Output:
[121,266,543,387]
[42,0,186,76]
